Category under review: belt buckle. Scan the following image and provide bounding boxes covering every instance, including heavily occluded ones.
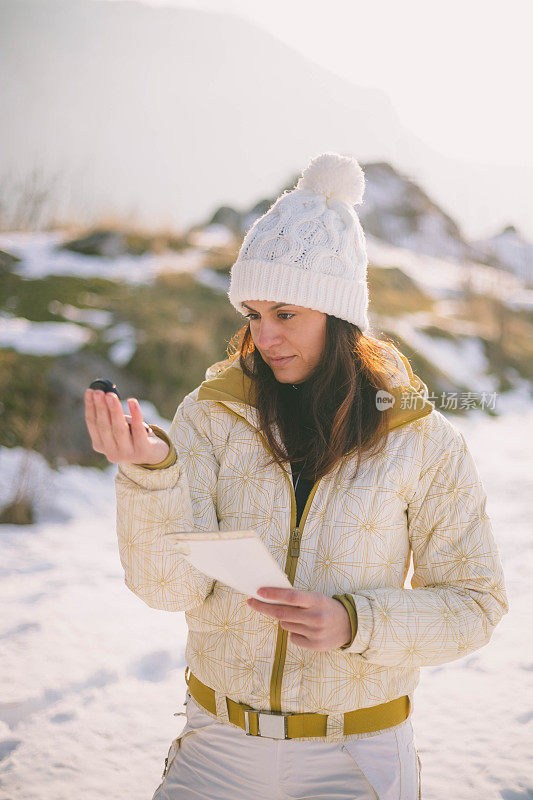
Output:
[244,709,288,739]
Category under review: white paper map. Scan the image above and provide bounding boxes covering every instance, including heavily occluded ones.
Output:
[164,529,293,603]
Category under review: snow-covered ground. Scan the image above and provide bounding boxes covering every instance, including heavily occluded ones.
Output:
[0,231,204,285]
[2,229,529,312]
[0,402,531,800]
[380,314,501,395]
[0,314,95,356]
[367,233,532,311]
[0,228,531,797]
[0,230,227,365]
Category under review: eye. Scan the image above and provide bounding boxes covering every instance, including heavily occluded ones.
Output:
[244,312,295,320]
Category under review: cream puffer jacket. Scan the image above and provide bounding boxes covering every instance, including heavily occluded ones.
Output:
[115,342,509,740]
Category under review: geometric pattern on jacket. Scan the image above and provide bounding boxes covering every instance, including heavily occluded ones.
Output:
[115,341,509,740]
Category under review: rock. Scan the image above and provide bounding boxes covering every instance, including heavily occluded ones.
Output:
[208,206,243,235]
[59,229,128,257]
[0,497,34,525]
[0,248,21,272]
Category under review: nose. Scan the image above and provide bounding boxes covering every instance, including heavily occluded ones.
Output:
[253,319,284,351]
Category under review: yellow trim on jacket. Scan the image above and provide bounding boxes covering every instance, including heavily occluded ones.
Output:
[134,424,177,470]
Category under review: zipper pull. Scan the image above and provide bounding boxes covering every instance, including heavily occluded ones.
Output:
[289,526,301,557]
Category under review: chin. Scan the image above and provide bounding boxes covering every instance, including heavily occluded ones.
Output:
[275,376,297,383]
[272,367,307,383]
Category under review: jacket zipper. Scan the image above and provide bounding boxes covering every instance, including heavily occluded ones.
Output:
[215,403,321,713]
[289,525,302,557]
[269,470,321,712]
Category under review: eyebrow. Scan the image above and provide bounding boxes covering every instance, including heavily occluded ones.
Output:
[242,302,292,311]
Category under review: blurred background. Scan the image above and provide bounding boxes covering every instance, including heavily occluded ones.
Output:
[0,1,531,798]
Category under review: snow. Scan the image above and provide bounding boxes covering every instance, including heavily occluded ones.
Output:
[415,333,495,393]
[0,314,93,356]
[48,301,114,329]
[366,233,528,306]
[472,227,533,287]
[187,223,235,248]
[385,316,500,395]
[195,266,231,295]
[0,405,530,799]
[0,231,160,285]
[379,313,505,400]
[101,323,138,367]
[505,287,533,311]
[2,229,531,315]
[0,231,204,285]
[153,247,206,276]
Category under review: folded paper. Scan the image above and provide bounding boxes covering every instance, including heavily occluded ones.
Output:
[164,529,293,603]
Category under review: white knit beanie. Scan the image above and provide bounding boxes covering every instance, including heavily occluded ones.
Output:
[227,152,370,332]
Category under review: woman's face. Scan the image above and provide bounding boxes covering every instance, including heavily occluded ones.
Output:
[242,300,327,383]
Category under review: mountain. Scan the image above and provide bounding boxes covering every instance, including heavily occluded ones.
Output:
[0,0,531,240]
[206,161,533,283]
[469,226,533,287]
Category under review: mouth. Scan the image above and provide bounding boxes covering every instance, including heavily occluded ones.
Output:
[269,356,295,366]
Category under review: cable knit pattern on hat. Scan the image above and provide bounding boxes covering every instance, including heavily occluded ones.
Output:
[227,152,370,331]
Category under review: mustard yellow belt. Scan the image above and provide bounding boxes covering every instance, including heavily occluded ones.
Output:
[185,666,410,740]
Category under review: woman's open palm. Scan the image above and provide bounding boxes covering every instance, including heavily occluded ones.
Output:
[84,390,170,466]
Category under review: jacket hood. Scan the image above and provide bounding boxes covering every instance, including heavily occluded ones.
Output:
[197,342,434,431]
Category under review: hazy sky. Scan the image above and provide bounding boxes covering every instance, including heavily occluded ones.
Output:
[105,0,531,168]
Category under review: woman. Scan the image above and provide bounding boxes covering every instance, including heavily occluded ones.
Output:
[85,153,509,799]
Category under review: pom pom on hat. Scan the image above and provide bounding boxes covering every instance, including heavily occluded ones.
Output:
[296,152,365,206]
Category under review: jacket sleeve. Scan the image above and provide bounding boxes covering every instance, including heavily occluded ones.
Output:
[114,389,219,612]
[342,410,509,666]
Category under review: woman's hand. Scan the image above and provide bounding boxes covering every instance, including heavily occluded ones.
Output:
[246,587,352,651]
[84,389,170,466]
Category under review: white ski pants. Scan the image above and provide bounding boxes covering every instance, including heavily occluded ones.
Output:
[151,690,422,800]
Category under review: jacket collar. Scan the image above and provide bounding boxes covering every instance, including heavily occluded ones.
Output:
[197,343,434,432]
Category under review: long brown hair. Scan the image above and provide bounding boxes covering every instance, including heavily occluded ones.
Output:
[222,316,402,483]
